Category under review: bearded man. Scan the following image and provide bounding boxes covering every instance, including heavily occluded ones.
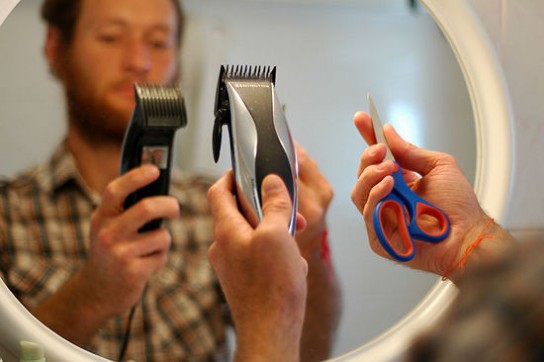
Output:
[0,0,340,361]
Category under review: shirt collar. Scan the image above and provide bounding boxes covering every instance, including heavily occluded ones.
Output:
[41,141,100,206]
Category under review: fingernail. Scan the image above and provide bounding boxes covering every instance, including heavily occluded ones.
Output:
[378,160,393,171]
[262,175,282,195]
[142,163,159,174]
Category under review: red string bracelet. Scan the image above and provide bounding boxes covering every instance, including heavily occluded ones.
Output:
[320,229,333,282]
[442,218,495,281]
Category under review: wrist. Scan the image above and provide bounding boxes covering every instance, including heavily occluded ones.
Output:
[443,218,514,284]
[301,229,330,261]
[234,315,303,362]
[67,266,122,321]
[234,281,306,361]
[235,337,300,362]
[32,269,113,346]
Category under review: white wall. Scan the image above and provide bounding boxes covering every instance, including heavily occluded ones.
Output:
[467,0,544,236]
[0,1,64,177]
[0,0,478,359]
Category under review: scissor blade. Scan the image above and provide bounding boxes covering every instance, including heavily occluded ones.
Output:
[367,94,395,161]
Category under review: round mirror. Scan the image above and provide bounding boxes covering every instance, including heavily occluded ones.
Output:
[0,0,513,361]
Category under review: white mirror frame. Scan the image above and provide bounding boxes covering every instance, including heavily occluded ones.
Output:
[0,0,513,361]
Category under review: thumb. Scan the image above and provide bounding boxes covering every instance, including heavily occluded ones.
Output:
[385,124,443,177]
[260,174,293,228]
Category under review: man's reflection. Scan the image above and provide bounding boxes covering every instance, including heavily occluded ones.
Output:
[0,0,340,360]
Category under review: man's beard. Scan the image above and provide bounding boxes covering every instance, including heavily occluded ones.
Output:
[61,60,133,147]
[66,87,131,146]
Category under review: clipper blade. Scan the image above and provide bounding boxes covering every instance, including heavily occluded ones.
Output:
[135,83,187,128]
[221,65,276,83]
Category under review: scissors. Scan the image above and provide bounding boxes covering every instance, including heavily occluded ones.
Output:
[368,94,450,262]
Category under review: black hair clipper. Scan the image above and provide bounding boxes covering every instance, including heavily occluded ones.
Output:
[120,83,187,232]
[213,65,298,235]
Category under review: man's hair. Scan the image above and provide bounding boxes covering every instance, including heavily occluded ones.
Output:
[407,237,544,362]
[40,0,186,47]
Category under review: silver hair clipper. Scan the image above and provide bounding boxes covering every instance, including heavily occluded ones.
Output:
[213,65,298,235]
[120,83,187,232]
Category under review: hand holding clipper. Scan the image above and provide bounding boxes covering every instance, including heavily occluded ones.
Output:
[120,83,187,232]
[212,65,298,235]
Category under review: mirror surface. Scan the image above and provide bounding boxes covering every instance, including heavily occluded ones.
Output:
[0,0,475,359]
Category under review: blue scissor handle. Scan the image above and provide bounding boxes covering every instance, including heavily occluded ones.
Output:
[372,165,451,262]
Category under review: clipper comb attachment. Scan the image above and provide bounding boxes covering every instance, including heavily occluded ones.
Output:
[120,83,187,232]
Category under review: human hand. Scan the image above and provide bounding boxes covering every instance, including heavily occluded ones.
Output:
[350,111,502,279]
[82,164,180,316]
[294,145,334,260]
[208,171,307,362]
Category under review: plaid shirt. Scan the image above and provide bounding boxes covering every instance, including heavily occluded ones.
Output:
[0,142,228,361]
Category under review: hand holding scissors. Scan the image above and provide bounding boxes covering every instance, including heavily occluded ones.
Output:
[368,95,450,262]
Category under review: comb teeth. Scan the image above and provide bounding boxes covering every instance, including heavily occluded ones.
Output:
[136,83,187,127]
[223,65,275,81]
